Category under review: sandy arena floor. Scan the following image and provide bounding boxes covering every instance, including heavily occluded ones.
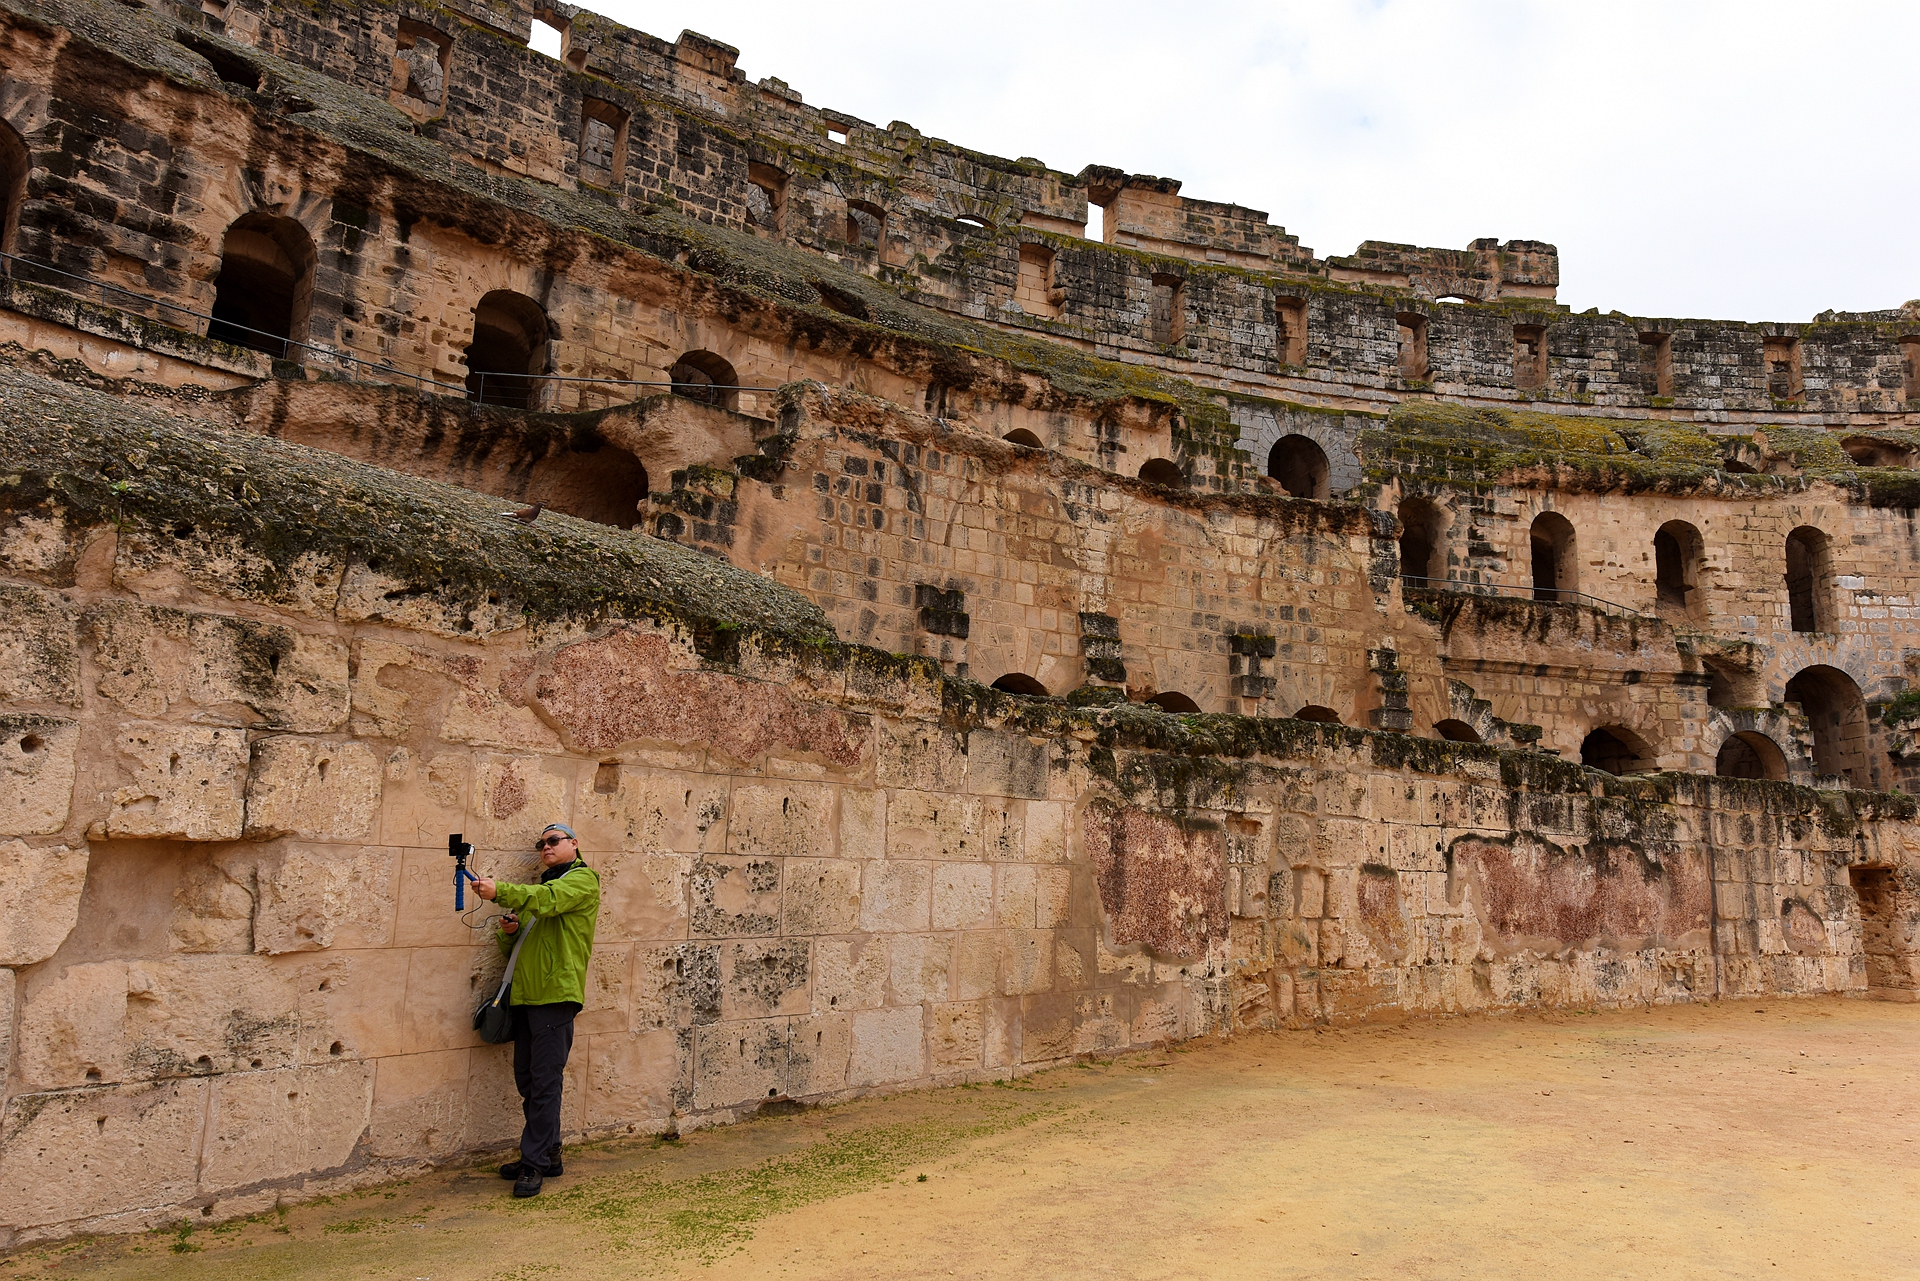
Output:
[4,998,1915,1280]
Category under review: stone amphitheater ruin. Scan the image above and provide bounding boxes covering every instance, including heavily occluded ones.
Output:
[0,0,1917,1247]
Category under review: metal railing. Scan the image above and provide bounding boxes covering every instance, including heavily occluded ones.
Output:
[1400,574,1643,619]
[0,250,777,408]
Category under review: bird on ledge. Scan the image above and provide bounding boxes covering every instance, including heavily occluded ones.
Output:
[501,501,544,524]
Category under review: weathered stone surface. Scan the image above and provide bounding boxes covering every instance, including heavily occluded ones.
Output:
[533,629,865,767]
[199,1063,374,1193]
[1087,803,1229,961]
[243,737,382,842]
[0,839,87,966]
[105,725,248,841]
[252,845,399,954]
[0,1079,211,1231]
[0,583,79,707]
[0,715,79,836]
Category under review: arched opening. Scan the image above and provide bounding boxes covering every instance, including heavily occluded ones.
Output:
[465,290,549,409]
[667,350,739,412]
[1138,458,1183,488]
[847,199,885,249]
[1268,434,1330,499]
[1653,520,1704,619]
[1785,525,1833,634]
[1580,726,1656,774]
[1841,436,1915,469]
[1785,665,1869,787]
[1433,719,1481,743]
[1715,731,1788,781]
[1003,429,1043,449]
[0,120,28,267]
[990,673,1049,698]
[207,214,316,360]
[1293,705,1341,724]
[1529,511,1577,604]
[1144,692,1201,713]
[1398,496,1446,586]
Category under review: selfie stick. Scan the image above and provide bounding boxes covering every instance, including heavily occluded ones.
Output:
[450,833,479,911]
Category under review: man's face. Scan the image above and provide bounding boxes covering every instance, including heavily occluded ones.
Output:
[536,831,577,868]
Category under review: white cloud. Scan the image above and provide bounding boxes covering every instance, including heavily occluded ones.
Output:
[593,0,1920,321]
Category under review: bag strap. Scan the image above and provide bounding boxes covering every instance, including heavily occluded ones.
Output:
[490,914,538,1005]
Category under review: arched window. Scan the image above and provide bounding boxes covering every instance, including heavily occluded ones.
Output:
[1294,705,1341,724]
[667,350,739,412]
[1581,726,1656,774]
[1145,692,1201,713]
[1785,526,1833,634]
[1398,497,1446,586]
[991,673,1048,697]
[1653,519,1705,620]
[1716,731,1788,781]
[0,119,27,268]
[1138,458,1183,488]
[1530,511,1577,603]
[847,199,885,249]
[1003,429,1043,449]
[1268,434,1330,499]
[1841,436,1915,469]
[465,290,549,409]
[207,214,316,360]
[1433,719,1481,743]
[1785,665,1869,787]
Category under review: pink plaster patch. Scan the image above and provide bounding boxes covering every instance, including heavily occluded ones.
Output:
[533,629,864,766]
[1086,802,1227,960]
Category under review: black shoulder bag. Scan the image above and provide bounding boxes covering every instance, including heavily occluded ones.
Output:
[474,915,536,1044]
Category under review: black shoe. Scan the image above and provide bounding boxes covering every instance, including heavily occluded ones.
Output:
[513,1169,544,1198]
[498,1158,563,1180]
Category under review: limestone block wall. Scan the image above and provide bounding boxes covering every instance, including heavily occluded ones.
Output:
[10,1,1920,441]
[3,541,1915,1245]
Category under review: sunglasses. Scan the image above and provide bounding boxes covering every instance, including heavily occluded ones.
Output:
[536,833,572,850]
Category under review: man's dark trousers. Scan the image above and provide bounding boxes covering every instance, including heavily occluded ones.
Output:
[511,1001,580,1167]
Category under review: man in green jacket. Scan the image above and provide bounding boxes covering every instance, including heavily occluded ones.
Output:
[474,822,601,1198]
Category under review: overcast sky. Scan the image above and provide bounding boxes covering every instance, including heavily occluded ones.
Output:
[575,2,1919,323]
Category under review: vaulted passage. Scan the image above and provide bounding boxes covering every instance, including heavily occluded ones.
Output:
[1269,434,1330,499]
[0,119,26,264]
[1653,520,1704,621]
[1716,731,1788,781]
[991,673,1048,697]
[1530,511,1577,603]
[465,290,549,408]
[1785,665,1870,787]
[668,349,739,411]
[207,214,316,360]
[1398,497,1446,585]
[1581,726,1655,774]
[1785,525,1833,633]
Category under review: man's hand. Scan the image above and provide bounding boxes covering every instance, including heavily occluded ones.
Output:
[499,911,519,934]
[474,876,498,901]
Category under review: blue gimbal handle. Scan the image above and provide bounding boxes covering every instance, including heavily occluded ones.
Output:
[450,833,478,911]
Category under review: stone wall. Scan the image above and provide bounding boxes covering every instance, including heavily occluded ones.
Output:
[2,365,1919,1246]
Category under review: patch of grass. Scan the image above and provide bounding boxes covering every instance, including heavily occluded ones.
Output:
[546,1102,1053,1261]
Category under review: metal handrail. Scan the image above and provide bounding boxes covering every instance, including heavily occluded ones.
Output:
[1400,574,1643,619]
[0,250,777,407]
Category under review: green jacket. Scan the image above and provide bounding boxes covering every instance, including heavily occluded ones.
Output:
[494,860,601,1007]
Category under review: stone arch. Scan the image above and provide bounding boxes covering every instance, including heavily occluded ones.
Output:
[1145,691,1201,713]
[1268,434,1330,499]
[1294,705,1341,724]
[1233,409,1362,496]
[1433,718,1481,743]
[1653,519,1706,623]
[1785,525,1834,634]
[0,117,26,267]
[207,213,317,360]
[1715,730,1789,781]
[465,290,549,409]
[1398,495,1447,585]
[991,673,1049,698]
[1529,510,1577,603]
[1003,428,1043,449]
[1138,458,1183,488]
[1580,725,1656,774]
[668,349,740,412]
[1785,664,1870,787]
